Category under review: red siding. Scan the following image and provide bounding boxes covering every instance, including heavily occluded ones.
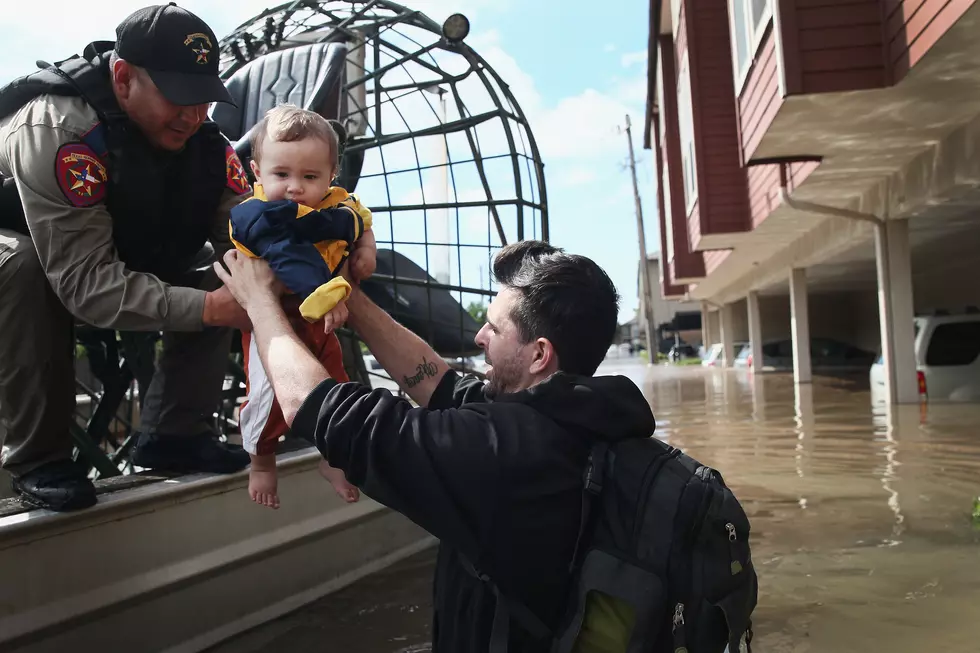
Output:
[658,36,705,282]
[737,29,781,162]
[787,0,889,93]
[681,0,751,248]
[661,259,689,298]
[885,0,973,82]
[747,161,820,228]
[654,110,692,299]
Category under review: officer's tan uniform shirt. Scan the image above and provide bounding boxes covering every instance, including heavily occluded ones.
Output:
[0,93,245,332]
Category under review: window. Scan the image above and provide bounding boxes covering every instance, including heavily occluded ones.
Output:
[662,165,676,260]
[729,0,772,87]
[677,53,697,209]
[925,321,980,367]
[657,53,676,261]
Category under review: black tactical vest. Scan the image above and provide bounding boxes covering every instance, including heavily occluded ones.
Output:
[0,41,229,283]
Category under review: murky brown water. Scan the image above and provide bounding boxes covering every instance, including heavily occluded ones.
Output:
[210,360,980,653]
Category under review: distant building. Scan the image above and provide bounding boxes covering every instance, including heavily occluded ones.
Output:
[617,315,641,345]
[636,254,702,351]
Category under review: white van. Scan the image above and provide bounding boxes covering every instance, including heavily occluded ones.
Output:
[870,311,980,402]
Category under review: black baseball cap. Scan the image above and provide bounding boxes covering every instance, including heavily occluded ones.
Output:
[115,3,236,106]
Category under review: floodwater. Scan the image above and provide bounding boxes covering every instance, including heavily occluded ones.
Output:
[209,358,980,653]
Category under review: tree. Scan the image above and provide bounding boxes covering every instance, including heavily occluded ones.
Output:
[466,301,488,325]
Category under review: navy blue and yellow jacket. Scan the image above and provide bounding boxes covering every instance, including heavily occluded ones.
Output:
[229,183,373,322]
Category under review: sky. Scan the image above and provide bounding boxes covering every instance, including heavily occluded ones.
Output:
[0,0,661,325]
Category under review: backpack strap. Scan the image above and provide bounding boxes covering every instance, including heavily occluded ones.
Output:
[569,442,607,573]
[44,41,128,125]
[447,473,553,651]
[456,552,553,653]
[456,441,611,652]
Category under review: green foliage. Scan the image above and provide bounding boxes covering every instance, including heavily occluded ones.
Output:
[466,301,488,325]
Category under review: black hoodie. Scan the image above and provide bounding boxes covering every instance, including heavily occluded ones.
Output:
[292,369,656,653]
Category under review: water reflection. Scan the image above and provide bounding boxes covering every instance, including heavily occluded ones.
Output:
[209,361,980,653]
[651,366,980,653]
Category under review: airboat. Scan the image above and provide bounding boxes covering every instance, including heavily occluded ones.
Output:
[0,2,548,651]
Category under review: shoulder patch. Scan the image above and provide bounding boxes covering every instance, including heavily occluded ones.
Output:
[225,145,251,195]
[54,142,108,208]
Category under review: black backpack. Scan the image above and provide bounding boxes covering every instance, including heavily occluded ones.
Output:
[460,436,758,653]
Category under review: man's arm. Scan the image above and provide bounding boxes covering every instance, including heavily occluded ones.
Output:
[243,294,330,425]
[227,252,503,559]
[345,285,452,407]
[292,375,502,554]
[2,117,241,331]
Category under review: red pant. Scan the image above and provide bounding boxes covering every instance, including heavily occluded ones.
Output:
[239,301,349,456]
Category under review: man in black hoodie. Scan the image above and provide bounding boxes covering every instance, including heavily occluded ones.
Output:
[213,239,657,652]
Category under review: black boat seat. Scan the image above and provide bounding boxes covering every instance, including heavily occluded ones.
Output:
[212,41,349,166]
[361,249,483,357]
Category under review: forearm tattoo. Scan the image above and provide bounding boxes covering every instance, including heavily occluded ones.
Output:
[404,357,438,388]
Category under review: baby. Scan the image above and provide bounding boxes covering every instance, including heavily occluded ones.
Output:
[229,104,376,509]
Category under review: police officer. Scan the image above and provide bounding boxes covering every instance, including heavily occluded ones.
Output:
[0,3,255,512]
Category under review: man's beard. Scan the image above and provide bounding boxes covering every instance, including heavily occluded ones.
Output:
[484,354,520,399]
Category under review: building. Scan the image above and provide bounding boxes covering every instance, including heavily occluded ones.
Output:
[637,254,702,351]
[645,0,980,402]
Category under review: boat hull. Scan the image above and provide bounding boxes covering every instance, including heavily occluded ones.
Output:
[0,449,435,653]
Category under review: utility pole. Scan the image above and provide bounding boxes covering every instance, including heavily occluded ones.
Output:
[624,114,658,361]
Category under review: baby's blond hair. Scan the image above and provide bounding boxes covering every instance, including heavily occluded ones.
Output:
[250,104,340,167]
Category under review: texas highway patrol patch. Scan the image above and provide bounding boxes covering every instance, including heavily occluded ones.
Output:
[225,145,251,195]
[55,142,108,207]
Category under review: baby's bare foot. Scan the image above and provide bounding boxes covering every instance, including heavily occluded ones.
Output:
[249,454,280,509]
[318,459,360,503]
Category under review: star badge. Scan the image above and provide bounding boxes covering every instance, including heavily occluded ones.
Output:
[55,143,108,207]
[184,32,213,65]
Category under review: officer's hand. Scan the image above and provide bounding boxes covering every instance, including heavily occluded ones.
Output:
[203,285,252,331]
[349,229,377,282]
[349,247,376,282]
[213,250,280,315]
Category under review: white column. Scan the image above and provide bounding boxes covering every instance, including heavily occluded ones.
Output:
[709,309,720,345]
[747,291,763,373]
[720,303,735,368]
[875,219,918,403]
[789,268,812,384]
[700,301,710,349]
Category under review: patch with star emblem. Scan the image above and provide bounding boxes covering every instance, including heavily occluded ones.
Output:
[54,142,108,207]
[225,145,251,195]
[184,32,212,65]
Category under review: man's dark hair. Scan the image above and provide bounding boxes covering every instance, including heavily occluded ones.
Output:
[492,240,621,376]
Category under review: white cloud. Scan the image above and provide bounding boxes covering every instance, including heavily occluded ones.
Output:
[533,89,638,161]
[620,50,647,68]
[613,77,649,106]
[552,166,599,188]
[604,43,617,53]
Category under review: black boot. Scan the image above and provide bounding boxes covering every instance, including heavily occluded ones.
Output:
[131,432,250,475]
[11,459,97,512]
